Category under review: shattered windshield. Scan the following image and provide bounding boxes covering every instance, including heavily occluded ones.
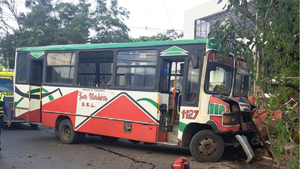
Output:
[205,52,233,96]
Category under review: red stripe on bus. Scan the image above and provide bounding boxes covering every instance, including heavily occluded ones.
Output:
[42,90,78,127]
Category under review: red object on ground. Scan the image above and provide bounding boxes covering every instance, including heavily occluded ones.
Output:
[171,157,189,169]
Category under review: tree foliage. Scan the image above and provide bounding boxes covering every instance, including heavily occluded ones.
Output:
[0,0,130,68]
[209,0,299,168]
[130,29,183,42]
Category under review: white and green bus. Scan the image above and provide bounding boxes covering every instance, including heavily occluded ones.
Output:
[14,39,256,162]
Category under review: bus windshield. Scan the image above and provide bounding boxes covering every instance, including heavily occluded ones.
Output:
[0,76,13,95]
[205,52,233,96]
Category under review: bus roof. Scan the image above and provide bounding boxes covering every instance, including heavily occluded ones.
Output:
[16,39,207,52]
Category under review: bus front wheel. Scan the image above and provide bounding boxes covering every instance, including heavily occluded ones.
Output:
[190,130,224,163]
[59,119,80,144]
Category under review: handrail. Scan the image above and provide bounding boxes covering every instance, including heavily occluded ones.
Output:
[40,86,42,101]
[28,85,31,100]
[157,93,160,113]
[171,60,177,125]
[177,93,182,114]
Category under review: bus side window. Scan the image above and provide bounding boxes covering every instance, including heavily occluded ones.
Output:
[16,53,28,83]
[116,50,157,89]
[78,51,114,88]
[77,63,96,87]
[46,53,76,84]
[99,62,113,87]
[185,59,200,102]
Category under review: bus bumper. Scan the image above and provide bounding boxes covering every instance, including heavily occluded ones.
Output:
[235,134,254,163]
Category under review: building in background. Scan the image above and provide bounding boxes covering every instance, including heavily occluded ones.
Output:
[183,0,253,40]
[183,0,226,39]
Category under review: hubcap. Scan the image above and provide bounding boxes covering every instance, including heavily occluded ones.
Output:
[198,138,217,156]
[63,126,71,139]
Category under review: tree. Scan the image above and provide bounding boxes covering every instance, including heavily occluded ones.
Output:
[130,29,183,42]
[0,0,131,68]
[209,0,299,168]
[89,0,130,43]
[0,0,22,68]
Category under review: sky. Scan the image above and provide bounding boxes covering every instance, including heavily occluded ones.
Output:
[7,0,213,38]
[118,0,212,38]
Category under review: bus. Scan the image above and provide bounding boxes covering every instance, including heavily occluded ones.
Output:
[0,67,17,123]
[13,39,256,163]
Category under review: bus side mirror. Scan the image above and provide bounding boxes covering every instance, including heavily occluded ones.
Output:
[191,54,199,69]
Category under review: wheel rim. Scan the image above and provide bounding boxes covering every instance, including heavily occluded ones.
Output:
[62,125,71,140]
[198,137,217,156]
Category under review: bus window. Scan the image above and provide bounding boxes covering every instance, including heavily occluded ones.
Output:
[185,59,200,102]
[233,72,249,97]
[170,62,184,93]
[16,53,28,83]
[46,52,76,84]
[77,51,113,88]
[206,65,233,95]
[116,50,157,89]
[161,61,171,93]
[77,63,96,87]
[99,63,113,87]
[233,59,250,97]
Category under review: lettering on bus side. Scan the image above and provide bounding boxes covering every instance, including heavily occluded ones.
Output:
[181,109,199,119]
[78,91,108,108]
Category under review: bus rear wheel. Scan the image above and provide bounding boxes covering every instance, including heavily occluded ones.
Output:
[190,130,224,163]
[59,119,80,144]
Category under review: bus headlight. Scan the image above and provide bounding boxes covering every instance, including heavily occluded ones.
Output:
[223,114,240,125]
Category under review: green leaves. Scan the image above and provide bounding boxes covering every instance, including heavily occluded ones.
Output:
[0,0,131,67]
[210,0,299,167]
[130,29,183,42]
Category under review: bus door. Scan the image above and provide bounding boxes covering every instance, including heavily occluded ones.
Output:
[158,48,203,142]
[159,57,185,132]
[28,60,44,123]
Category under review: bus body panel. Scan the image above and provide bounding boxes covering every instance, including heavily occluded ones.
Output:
[16,85,164,143]
[14,84,30,122]
[177,105,200,140]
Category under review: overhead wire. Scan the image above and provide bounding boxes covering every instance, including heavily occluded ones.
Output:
[163,0,174,30]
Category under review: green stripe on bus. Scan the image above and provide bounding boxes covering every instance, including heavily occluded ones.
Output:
[14,97,24,106]
[214,104,219,115]
[137,98,158,108]
[41,88,54,101]
[179,121,187,132]
[14,87,54,106]
[219,105,225,114]
[209,103,214,114]
[17,39,207,52]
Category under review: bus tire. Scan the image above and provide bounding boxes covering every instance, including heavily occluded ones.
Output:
[58,119,79,144]
[190,130,224,163]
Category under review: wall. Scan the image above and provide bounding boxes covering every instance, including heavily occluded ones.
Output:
[183,0,227,39]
